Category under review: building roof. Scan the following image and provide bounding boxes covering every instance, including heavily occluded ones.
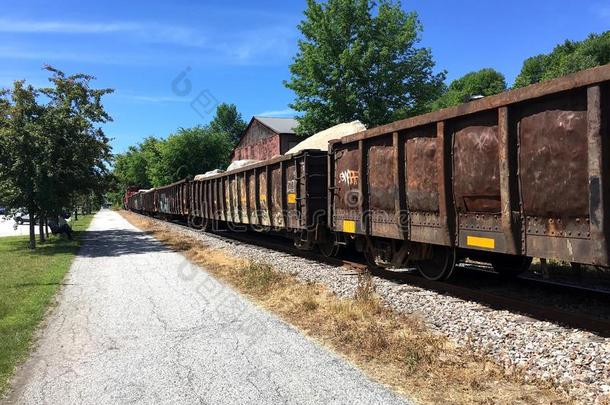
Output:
[254,116,298,134]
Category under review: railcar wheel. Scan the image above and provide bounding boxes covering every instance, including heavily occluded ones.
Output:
[189,215,209,231]
[363,245,379,268]
[319,232,340,258]
[189,215,201,230]
[416,246,456,281]
[491,255,532,277]
[294,231,314,251]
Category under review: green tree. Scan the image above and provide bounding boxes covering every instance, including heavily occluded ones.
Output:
[113,146,151,190]
[285,0,445,135]
[514,31,610,88]
[111,104,240,198]
[110,136,162,206]
[209,103,247,144]
[0,82,45,248]
[39,66,113,218]
[151,126,232,186]
[431,68,507,110]
[0,67,113,249]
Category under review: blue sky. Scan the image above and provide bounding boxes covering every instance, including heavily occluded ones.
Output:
[1,0,608,153]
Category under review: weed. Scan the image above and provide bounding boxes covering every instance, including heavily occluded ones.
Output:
[239,261,284,293]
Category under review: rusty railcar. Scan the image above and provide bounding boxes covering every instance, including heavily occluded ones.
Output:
[126,191,141,212]
[155,179,190,219]
[123,186,139,210]
[189,150,329,249]
[329,64,610,280]
[141,189,157,215]
[127,190,148,213]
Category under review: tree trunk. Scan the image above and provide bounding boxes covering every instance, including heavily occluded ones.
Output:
[39,215,45,243]
[28,219,36,250]
[74,208,78,221]
[45,217,49,238]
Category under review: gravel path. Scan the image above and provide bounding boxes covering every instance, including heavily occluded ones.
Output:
[4,210,410,405]
[149,218,610,404]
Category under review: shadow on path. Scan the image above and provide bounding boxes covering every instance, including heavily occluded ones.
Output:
[77,229,168,258]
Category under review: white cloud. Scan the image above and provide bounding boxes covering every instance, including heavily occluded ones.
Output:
[224,26,297,64]
[0,19,140,34]
[0,18,207,48]
[0,46,154,65]
[0,17,297,66]
[256,108,296,117]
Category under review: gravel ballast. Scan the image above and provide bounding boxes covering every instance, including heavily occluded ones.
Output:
[149,217,610,404]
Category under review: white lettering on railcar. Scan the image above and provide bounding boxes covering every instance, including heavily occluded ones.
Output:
[339,170,359,186]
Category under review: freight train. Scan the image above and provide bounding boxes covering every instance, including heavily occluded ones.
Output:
[127,64,610,280]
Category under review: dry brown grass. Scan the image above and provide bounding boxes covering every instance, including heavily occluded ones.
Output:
[122,211,574,405]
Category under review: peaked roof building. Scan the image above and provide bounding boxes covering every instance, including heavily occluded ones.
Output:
[231,116,301,162]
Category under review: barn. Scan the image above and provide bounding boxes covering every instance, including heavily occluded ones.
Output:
[231,117,301,162]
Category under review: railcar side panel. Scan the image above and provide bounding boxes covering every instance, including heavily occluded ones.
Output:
[247,170,258,225]
[451,112,507,252]
[332,144,363,235]
[258,169,270,226]
[239,173,249,224]
[405,125,447,245]
[286,161,299,229]
[518,90,594,263]
[367,135,401,239]
[223,177,230,223]
[271,164,284,228]
[230,176,236,223]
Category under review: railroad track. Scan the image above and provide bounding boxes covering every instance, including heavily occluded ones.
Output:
[136,213,610,337]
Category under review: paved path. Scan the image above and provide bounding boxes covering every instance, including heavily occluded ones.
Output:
[5,210,409,405]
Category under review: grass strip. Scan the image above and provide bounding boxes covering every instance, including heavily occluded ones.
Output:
[0,214,95,395]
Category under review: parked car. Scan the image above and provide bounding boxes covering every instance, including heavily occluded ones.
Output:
[14,211,35,225]
[0,206,5,215]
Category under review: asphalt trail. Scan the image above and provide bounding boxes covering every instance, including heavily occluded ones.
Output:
[5,210,410,405]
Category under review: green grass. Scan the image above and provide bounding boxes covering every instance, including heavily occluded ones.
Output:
[0,214,95,396]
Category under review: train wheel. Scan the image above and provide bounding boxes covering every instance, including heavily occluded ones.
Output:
[319,232,340,258]
[416,246,456,281]
[189,216,209,231]
[491,255,532,277]
[363,244,378,268]
[294,231,314,251]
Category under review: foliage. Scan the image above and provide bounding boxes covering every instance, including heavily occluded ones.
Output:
[39,67,113,213]
[0,82,44,226]
[514,31,610,88]
[0,66,112,248]
[285,0,445,135]
[113,137,161,190]
[430,68,507,110]
[150,126,233,186]
[110,104,238,202]
[209,103,247,144]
